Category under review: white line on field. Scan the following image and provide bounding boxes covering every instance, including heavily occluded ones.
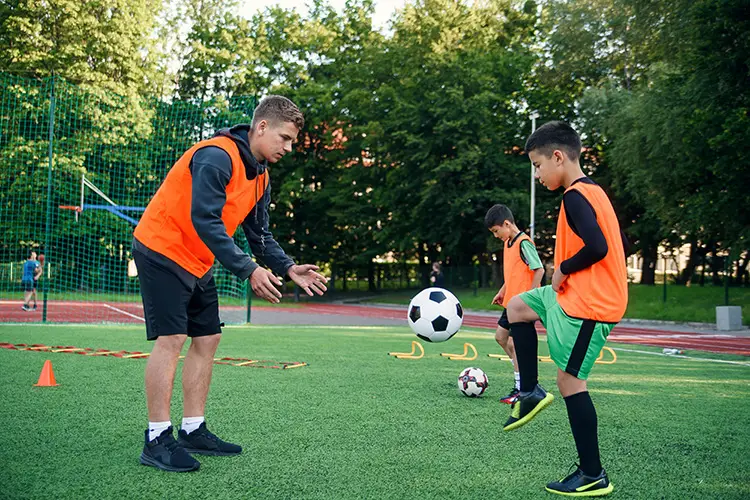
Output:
[610,347,750,366]
[102,304,145,321]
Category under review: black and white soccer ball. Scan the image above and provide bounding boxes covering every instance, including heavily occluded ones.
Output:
[457,367,488,397]
[407,287,463,342]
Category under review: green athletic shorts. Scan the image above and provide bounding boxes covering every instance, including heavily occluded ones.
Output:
[518,285,615,380]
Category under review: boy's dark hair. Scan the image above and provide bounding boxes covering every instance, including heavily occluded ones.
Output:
[524,120,581,161]
[485,204,515,227]
[252,95,305,130]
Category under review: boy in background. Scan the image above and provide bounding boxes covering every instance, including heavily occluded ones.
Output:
[485,205,544,404]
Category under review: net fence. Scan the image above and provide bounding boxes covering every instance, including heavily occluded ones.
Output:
[0,72,256,324]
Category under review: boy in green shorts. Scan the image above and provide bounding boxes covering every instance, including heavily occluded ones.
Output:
[485,204,544,404]
[503,121,628,497]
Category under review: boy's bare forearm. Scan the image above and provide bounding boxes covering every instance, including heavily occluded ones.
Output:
[531,268,544,288]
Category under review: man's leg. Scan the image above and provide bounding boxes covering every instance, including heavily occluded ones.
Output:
[22,289,31,309]
[145,334,187,422]
[176,276,241,456]
[182,334,221,419]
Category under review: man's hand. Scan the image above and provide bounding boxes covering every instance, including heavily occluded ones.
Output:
[288,264,328,296]
[249,268,283,304]
[552,267,568,293]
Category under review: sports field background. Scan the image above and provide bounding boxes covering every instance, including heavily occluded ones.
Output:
[1,324,748,499]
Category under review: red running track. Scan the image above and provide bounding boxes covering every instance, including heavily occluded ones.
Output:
[1,300,748,356]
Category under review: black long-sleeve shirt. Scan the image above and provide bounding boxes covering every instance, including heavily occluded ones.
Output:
[559,177,629,275]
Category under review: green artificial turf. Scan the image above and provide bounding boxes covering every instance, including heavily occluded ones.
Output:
[1,324,749,499]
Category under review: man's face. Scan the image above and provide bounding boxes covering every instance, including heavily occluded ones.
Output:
[489,223,512,242]
[254,120,299,163]
[30,251,36,260]
[529,149,565,191]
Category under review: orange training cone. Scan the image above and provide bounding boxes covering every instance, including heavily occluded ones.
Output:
[33,360,58,387]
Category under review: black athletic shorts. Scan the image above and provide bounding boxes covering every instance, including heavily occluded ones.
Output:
[133,249,222,341]
[497,309,510,330]
[21,280,36,292]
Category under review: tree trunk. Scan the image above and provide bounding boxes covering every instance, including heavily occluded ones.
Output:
[368,260,376,292]
[710,245,723,286]
[678,239,699,285]
[640,243,658,285]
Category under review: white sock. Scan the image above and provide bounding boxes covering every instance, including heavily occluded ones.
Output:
[148,421,171,441]
[182,416,205,435]
[514,372,521,390]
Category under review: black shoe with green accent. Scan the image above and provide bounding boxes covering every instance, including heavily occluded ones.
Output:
[140,427,200,472]
[545,465,613,496]
[177,422,242,456]
[503,384,554,431]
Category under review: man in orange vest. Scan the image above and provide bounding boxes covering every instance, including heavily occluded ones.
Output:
[133,95,328,472]
[503,121,628,496]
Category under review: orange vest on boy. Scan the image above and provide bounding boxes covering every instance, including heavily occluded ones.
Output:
[554,182,628,322]
[134,136,268,278]
[502,233,537,308]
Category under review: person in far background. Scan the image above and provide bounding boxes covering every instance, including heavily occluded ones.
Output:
[21,250,42,311]
[429,262,446,288]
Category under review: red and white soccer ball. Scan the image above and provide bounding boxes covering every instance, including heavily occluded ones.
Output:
[407,287,464,342]
[457,367,488,397]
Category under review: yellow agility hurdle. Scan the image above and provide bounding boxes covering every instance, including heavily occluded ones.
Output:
[388,341,425,359]
[441,343,478,361]
[489,346,617,365]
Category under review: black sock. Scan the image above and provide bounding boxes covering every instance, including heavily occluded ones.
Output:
[509,322,538,392]
[564,391,602,477]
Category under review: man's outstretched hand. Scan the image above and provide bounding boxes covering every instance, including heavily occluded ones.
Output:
[249,268,283,304]
[288,264,328,296]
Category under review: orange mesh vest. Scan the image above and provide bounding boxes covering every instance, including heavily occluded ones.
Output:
[502,233,537,307]
[134,136,268,278]
[554,182,628,322]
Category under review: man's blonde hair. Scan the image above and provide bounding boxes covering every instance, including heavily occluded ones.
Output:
[251,95,304,130]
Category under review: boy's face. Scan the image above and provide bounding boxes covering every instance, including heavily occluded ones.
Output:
[529,149,565,191]
[29,251,36,260]
[489,221,512,242]
[254,120,299,163]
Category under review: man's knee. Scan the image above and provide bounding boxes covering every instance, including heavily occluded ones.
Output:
[154,334,188,354]
[191,333,222,354]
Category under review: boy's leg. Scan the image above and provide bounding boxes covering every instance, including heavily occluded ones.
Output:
[557,370,601,477]
[494,323,520,403]
[506,294,542,391]
[503,288,556,431]
[545,320,615,496]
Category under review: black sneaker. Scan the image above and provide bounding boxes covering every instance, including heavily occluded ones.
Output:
[499,387,520,405]
[545,465,613,496]
[21,305,30,311]
[177,422,242,456]
[140,427,200,472]
[503,384,554,431]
